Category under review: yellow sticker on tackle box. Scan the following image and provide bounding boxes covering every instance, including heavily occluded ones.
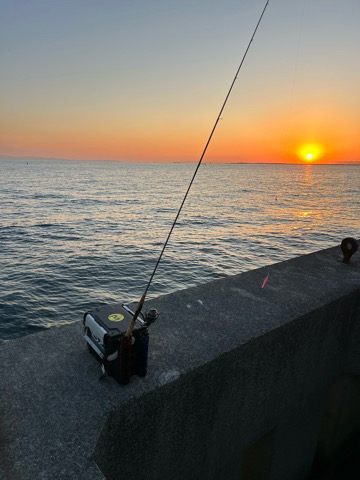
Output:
[108,313,125,322]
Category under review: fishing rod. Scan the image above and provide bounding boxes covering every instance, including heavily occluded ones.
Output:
[83,0,270,384]
[125,0,270,338]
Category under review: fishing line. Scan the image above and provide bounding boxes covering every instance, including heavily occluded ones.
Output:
[125,0,270,337]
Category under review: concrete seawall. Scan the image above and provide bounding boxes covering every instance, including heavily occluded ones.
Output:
[0,243,359,480]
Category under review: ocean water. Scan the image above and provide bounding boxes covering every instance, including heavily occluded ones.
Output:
[1,158,359,340]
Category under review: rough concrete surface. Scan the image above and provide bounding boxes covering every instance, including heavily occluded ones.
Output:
[0,244,359,479]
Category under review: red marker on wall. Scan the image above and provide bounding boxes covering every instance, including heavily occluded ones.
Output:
[261,273,269,288]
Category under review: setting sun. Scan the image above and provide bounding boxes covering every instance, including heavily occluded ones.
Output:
[296,143,324,163]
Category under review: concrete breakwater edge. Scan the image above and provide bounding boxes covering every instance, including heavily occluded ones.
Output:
[0,243,359,480]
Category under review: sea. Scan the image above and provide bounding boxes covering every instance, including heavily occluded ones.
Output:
[1,157,359,340]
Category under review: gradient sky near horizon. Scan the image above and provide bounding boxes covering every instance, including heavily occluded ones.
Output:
[1,0,359,163]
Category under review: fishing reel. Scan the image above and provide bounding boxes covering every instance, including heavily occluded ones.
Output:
[83,303,159,384]
[144,307,159,326]
[341,237,358,263]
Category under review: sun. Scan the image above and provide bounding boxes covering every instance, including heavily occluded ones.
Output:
[296,142,324,163]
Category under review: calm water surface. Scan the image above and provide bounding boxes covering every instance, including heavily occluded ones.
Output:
[1,158,359,339]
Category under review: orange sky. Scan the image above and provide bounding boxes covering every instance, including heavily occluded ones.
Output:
[1,1,359,163]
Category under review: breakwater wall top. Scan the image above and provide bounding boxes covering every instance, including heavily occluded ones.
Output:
[0,243,359,480]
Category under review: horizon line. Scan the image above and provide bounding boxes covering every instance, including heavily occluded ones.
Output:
[0,154,359,166]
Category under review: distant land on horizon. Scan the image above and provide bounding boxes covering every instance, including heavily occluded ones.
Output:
[0,155,359,165]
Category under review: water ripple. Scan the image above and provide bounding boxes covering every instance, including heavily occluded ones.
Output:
[0,159,359,339]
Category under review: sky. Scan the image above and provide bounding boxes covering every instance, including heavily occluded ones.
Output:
[1,0,359,163]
